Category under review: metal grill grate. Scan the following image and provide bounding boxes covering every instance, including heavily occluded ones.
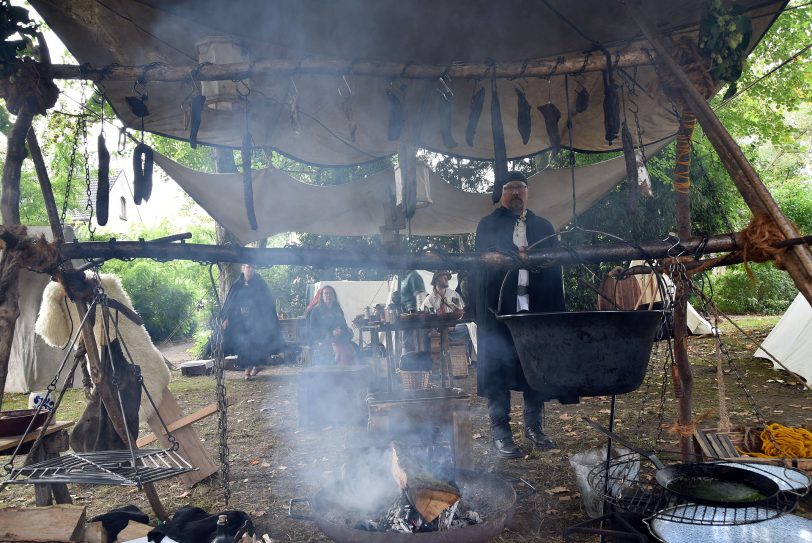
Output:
[587,451,806,526]
[5,448,196,487]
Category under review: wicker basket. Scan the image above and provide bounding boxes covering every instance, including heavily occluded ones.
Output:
[399,370,431,390]
[450,344,469,378]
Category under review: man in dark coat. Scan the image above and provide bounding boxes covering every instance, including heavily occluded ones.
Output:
[474,171,565,458]
[220,264,284,379]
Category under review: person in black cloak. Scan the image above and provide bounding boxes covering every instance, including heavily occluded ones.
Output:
[220,263,284,379]
[473,171,566,458]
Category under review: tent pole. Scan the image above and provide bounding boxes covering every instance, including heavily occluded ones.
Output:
[624,0,812,306]
[671,108,697,458]
[39,46,653,83]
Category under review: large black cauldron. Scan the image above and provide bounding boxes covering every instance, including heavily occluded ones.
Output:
[497,310,664,404]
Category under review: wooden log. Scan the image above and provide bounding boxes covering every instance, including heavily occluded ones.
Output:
[624,0,812,305]
[390,442,461,524]
[39,46,654,83]
[26,129,63,242]
[137,396,236,447]
[0,505,86,542]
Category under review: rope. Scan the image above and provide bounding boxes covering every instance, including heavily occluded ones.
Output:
[672,110,696,194]
[662,409,713,438]
[742,423,812,458]
[683,213,792,277]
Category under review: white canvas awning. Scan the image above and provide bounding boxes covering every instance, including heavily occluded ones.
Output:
[153,140,668,243]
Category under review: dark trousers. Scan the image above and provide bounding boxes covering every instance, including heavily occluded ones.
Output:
[487,388,545,440]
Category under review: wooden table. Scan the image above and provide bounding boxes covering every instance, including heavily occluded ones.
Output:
[0,421,74,506]
[377,316,473,390]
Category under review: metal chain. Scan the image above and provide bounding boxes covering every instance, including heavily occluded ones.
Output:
[212,308,231,505]
[81,115,96,240]
[60,119,83,225]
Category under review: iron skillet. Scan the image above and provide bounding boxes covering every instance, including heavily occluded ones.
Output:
[583,417,780,508]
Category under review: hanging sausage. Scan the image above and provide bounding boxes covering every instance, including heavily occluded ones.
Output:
[490,79,508,201]
[96,132,110,225]
[515,88,532,145]
[189,94,206,149]
[465,86,485,146]
[132,143,153,205]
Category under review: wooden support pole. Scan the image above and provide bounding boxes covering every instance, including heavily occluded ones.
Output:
[26,129,64,242]
[53,230,811,271]
[0,96,37,408]
[39,46,654,83]
[624,0,812,306]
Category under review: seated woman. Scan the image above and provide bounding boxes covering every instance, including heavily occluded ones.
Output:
[220,263,285,379]
[305,286,357,365]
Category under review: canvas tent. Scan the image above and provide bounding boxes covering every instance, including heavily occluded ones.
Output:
[754,293,811,384]
[3,227,81,393]
[152,141,667,244]
[29,1,784,166]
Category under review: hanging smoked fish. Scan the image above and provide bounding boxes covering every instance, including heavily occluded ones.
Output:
[132,143,153,205]
[96,132,110,226]
[189,94,206,149]
[490,79,508,201]
[465,87,485,146]
[575,87,590,114]
[515,88,531,144]
[440,96,458,148]
[621,122,638,214]
[242,133,258,231]
[537,103,562,155]
[387,84,405,141]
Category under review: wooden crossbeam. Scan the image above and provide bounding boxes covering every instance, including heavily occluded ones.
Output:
[137,396,237,447]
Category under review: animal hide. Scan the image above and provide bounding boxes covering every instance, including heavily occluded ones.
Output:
[35,273,170,420]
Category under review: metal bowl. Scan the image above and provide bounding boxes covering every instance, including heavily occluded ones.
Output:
[0,409,48,438]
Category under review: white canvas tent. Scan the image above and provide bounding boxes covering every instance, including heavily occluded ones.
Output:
[3,227,82,393]
[754,293,811,384]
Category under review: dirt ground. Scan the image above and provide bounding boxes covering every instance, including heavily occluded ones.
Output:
[1,317,810,542]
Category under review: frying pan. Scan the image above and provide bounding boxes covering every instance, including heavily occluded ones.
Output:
[582,417,780,507]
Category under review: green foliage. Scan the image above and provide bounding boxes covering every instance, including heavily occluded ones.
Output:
[710,262,797,314]
[699,0,753,97]
[0,1,37,76]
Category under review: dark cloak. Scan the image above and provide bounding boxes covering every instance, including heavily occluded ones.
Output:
[305,302,355,365]
[219,273,284,368]
[473,206,565,398]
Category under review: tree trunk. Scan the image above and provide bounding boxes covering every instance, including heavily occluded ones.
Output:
[214,147,240,303]
[0,97,37,407]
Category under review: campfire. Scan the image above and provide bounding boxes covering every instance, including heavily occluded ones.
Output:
[354,442,485,534]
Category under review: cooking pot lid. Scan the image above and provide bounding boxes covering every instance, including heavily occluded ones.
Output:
[649,506,812,543]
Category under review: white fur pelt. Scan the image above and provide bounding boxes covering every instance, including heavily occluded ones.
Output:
[35,273,170,420]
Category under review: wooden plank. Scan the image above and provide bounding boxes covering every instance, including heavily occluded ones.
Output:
[137,396,236,447]
[0,421,74,454]
[692,429,716,460]
[145,391,218,486]
[0,505,85,542]
[115,521,152,542]
[716,433,740,457]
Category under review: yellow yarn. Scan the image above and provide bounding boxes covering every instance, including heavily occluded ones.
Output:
[741,423,812,458]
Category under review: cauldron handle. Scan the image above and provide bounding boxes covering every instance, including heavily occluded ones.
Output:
[287,497,315,521]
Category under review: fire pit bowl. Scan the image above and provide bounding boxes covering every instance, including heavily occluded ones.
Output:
[0,409,48,438]
[497,310,664,403]
[289,468,516,543]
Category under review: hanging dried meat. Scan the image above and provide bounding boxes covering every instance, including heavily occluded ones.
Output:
[621,122,638,214]
[575,87,590,114]
[189,94,205,148]
[132,143,153,205]
[387,84,405,141]
[537,103,561,154]
[490,79,508,201]
[440,97,458,148]
[242,134,258,231]
[515,88,532,144]
[96,132,110,226]
[465,87,485,146]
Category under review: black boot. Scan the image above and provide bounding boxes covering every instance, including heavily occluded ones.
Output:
[493,435,524,459]
[525,426,556,450]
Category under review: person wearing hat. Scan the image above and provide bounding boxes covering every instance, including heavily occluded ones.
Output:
[473,171,565,458]
[421,271,465,315]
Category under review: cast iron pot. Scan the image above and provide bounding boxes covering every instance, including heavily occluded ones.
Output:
[584,418,781,508]
[497,310,664,404]
[288,469,516,543]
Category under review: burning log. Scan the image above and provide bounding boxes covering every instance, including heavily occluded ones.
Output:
[390,442,461,526]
